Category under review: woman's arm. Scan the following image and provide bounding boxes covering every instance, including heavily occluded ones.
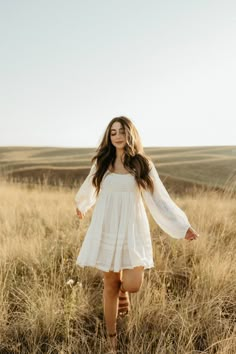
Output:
[75,162,97,217]
[142,160,199,240]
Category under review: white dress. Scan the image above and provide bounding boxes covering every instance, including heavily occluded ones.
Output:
[75,160,191,272]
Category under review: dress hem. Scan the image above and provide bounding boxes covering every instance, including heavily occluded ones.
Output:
[76,261,155,272]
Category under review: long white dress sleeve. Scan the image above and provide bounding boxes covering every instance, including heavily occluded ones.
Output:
[74,162,97,214]
[141,161,191,239]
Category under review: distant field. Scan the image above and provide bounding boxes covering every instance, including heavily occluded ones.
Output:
[0,146,236,192]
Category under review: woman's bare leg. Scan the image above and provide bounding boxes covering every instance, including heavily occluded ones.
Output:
[116,266,144,317]
[122,265,144,293]
[102,270,121,350]
[102,267,144,349]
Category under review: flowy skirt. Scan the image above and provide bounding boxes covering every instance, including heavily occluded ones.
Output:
[76,190,154,272]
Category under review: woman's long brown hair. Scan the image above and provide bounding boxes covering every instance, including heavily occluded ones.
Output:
[91,116,154,195]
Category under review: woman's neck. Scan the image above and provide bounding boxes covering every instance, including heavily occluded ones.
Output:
[116,148,125,162]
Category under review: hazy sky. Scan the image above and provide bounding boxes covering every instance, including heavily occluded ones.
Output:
[0,0,235,148]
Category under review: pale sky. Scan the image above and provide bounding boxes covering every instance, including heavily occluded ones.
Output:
[0,0,235,148]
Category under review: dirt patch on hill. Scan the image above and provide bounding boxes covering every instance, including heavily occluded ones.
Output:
[5,167,226,196]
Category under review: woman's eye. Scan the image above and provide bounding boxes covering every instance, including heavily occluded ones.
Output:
[110,130,125,136]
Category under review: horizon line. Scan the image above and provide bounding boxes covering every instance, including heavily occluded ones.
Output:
[0,144,235,149]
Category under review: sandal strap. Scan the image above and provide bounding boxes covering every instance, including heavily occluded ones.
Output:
[119,296,127,300]
[108,332,117,337]
[119,303,129,308]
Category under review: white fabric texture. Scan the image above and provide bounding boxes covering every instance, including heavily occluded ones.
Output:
[75,161,191,272]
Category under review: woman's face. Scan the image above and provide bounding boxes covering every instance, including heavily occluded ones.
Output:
[110,121,127,149]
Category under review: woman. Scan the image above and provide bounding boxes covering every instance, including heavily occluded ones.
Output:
[75,116,199,353]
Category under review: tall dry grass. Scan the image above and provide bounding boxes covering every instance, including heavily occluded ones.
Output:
[0,177,236,353]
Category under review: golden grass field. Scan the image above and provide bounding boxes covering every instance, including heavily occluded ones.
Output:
[0,146,236,353]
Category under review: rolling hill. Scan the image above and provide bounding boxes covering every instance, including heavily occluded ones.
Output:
[0,146,235,193]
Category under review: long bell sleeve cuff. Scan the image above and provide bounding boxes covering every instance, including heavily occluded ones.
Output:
[74,162,97,214]
[142,160,191,239]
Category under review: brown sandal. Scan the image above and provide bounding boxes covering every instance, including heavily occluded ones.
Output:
[118,281,130,318]
[108,332,117,337]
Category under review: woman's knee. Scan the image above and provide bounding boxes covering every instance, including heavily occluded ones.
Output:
[103,271,121,295]
[123,281,142,293]
[122,266,144,293]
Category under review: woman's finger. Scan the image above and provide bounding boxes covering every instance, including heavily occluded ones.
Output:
[76,208,84,218]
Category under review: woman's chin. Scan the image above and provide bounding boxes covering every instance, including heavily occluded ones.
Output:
[115,143,125,148]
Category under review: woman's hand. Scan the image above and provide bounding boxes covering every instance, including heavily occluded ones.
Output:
[76,208,85,219]
[184,227,200,241]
